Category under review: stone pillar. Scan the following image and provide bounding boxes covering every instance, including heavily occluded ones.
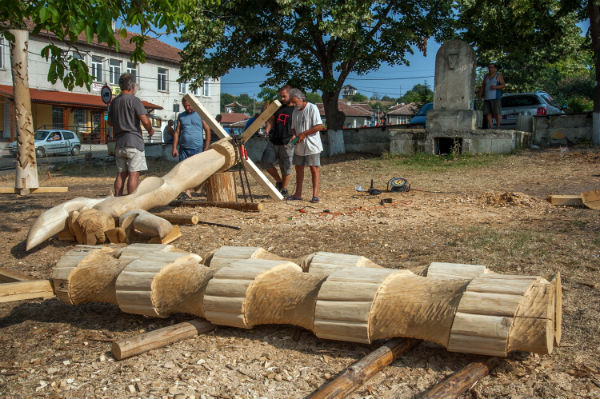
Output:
[426,40,481,132]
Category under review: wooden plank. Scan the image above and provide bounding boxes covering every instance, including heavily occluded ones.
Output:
[0,280,54,303]
[420,357,501,399]
[242,158,284,200]
[240,100,282,143]
[0,267,33,283]
[307,339,418,399]
[547,194,583,207]
[168,200,263,212]
[112,319,215,360]
[148,225,181,244]
[0,186,68,194]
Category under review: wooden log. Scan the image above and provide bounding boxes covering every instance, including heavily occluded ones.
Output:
[426,262,489,280]
[547,194,583,207]
[0,187,68,194]
[105,227,128,244]
[553,273,562,346]
[120,209,173,239]
[0,280,54,303]
[419,357,501,399]
[206,172,236,202]
[147,225,181,244]
[307,338,418,399]
[71,208,116,245]
[112,319,215,360]
[581,189,600,210]
[0,267,33,283]
[152,213,199,225]
[57,227,75,241]
[306,252,382,276]
[169,200,262,212]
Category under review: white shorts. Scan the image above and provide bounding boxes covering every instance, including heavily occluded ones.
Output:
[115,147,148,172]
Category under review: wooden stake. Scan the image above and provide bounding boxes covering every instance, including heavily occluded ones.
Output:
[0,280,54,303]
[112,319,215,360]
[169,200,263,212]
[419,357,501,399]
[152,213,199,225]
[0,187,68,194]
[307,339,418,399]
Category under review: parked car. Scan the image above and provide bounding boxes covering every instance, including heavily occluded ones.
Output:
[409,102,433,126]
[9,129,81,157]
[500,91,564,126]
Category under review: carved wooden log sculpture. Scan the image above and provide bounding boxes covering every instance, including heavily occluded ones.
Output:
[26,139,236,251]
[50,244,561,357]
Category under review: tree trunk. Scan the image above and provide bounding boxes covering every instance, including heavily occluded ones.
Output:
[206,172,236,202]
[322,90,345,131]
[589,0,600,145]
[10,29,38,194]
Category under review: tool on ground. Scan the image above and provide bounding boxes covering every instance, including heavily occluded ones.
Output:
[387,177,410,192]
[368,179,381,195]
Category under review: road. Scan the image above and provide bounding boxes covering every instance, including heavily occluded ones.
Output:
[0,143,110,170]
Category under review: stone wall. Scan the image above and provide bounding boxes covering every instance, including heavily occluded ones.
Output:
[531,113,592,146]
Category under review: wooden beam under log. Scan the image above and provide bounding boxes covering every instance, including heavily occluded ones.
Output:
[0,280,54,303]
[112,319,215,360]
[307,339,418,399]
[168,200,263,212]
[0,267,33,283]
[419,357,501,399]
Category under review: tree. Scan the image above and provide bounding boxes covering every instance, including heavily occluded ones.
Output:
[399,83,433,104]
[306,91,323,103]
[179,1,454,130]
[0,0,195,90]
[257,87,279,103]
[351,92,368,102]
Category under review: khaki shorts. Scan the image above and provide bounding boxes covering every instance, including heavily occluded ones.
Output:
[261,141,294,175]
[483,99,501,115]
[293,153,320,167]
[115,147,148,172]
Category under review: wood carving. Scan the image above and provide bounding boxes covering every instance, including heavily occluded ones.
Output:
[50,244,562,357]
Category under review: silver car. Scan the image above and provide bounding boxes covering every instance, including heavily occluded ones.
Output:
[501,91,564,126]
[9,129,81,158]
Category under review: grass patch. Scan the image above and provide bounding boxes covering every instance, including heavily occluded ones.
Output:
[377,152,506,172]
[460,226,538,257]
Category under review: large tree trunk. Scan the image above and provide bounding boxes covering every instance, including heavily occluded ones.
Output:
[322,90,346,155]
[10,29,38,194]
[590,0,600,145]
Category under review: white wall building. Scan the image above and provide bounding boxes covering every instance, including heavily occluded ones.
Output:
[0,29,220,143]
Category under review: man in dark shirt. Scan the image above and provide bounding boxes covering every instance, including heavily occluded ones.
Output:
[261,85,295,196]
[107,73,154,196]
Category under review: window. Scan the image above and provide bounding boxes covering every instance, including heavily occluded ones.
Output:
[192,86,201,96]
[91,56,103,82]
[127,62,137,82]
[63,131,75,140]
[157,67,168,91]
[72,51,84,61]
[109,59,121,85]
[52,107,64,128]
[179,82,187,94]
[203,79,211,96]
[0,37,4,69]
[74,109,86,126]
[173,103,180,112]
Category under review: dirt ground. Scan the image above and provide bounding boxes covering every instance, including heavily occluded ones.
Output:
[0,147,599,399]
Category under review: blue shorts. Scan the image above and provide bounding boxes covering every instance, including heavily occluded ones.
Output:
[179,147,202,162]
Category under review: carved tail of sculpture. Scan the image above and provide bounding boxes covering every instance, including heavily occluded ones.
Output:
[51,244,561,357]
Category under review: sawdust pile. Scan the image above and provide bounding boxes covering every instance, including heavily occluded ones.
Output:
[481,191,549,208]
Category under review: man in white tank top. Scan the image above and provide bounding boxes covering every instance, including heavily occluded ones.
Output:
[478,63,505,129]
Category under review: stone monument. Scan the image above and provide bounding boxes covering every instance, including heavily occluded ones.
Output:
[426,40,480,132]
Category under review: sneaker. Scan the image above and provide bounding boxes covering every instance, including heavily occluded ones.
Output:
[310,197,320,203]
[275,181,283,191]
[280,188,289,196]
[287,195,302,201]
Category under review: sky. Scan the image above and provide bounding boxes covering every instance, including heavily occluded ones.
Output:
[156,33,440,99]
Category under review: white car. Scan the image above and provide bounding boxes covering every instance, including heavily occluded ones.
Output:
[501,92,565,126]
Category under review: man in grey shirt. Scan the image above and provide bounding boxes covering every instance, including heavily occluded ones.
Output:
[107,73,154,196]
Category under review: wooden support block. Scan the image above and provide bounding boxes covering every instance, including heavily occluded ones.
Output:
[0,267,33,283]
[152,213,199,225]
[206,172,236,202]
[547,195,583,207]
[148,225,181,244]
[0,280,54,303]
[0,187,68,194]
[581,189,600,210]
[169,200,263,212]
[307,339,418,399]
[240,100,282,143]
[112,319,215,360]
[419,357,501,399]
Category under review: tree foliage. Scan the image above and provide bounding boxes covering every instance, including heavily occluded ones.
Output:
[399,83,433,104]
[179,0,454,129]
[0,0,196,90]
